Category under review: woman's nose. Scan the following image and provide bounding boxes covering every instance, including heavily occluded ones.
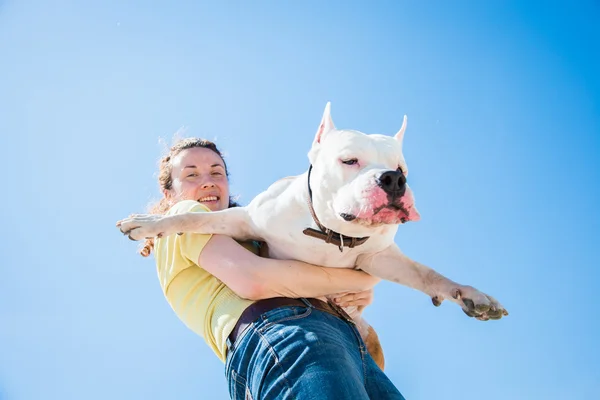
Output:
[201,180,216,189]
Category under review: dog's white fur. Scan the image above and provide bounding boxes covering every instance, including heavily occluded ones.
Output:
[118,103,507,332]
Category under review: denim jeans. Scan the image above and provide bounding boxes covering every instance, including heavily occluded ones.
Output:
[225,299,406,400]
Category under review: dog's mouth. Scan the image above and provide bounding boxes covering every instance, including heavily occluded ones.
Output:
[334,182,420,226]
[339,201,419,226]
[374,203,411,223]
[378,203,410,222]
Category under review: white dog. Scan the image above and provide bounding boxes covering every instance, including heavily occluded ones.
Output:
[118,103,508,368]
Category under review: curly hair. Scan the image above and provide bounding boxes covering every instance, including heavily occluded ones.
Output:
[140,138,239,257]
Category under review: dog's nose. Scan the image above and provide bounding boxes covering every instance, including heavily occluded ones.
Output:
[378,170,406,196]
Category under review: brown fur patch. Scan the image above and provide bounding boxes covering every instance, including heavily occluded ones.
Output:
[364,325,385,371]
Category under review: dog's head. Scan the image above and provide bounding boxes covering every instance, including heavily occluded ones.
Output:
[308,103,420,234]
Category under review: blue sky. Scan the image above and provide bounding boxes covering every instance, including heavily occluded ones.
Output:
[1,0,598,399]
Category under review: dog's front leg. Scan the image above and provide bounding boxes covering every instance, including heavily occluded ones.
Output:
[357,245,508,321]
[117,207,258,241]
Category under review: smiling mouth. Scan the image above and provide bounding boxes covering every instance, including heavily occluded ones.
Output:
[197,195,220,204]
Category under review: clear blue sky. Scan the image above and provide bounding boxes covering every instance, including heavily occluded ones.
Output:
[1,1,598,399]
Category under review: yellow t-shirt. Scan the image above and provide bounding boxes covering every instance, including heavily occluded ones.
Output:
[154,200,254,362]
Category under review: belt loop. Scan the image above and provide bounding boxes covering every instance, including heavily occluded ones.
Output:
[300,298,314,308]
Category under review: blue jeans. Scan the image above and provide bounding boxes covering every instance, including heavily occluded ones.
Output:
[225,299,406,400]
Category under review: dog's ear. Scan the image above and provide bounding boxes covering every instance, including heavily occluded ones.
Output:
[394,115,408,143]
[313,102,336,145]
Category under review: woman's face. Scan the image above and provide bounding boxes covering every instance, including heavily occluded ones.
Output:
[167,147,230,211]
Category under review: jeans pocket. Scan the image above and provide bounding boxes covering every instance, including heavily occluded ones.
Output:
[229,369,254,400]
[258,306,313,333]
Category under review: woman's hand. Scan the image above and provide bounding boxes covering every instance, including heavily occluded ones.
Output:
[333,288,375,312]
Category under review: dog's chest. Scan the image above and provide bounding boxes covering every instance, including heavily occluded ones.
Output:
[263,232,368,269]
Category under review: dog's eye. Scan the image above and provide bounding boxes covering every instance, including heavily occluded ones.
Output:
[341,158,358,165]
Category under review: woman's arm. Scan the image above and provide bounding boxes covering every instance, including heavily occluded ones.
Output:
[198,234,380,300]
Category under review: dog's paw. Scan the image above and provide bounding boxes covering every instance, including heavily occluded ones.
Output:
[448,285,508,321]
[116,214,178,241]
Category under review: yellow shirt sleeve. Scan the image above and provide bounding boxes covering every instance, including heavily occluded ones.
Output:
[155,200,213,292]
[154,200,254,362]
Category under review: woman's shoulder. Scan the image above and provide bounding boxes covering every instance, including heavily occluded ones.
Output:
[167,200,211,215]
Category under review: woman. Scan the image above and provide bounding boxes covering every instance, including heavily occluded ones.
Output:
[118,137,406,399]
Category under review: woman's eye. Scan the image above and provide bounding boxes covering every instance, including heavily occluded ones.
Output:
[211,171,223,176]
[187,173,198,178]
[341,158,358,165]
